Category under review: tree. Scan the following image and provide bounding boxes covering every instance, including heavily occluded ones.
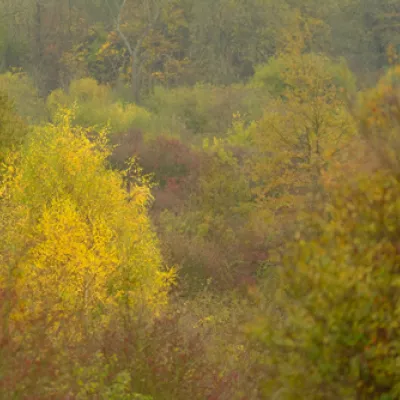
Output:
[0,70,47,123]
[249,14,356,250]
[105,0,168,103]
[0,91,27,164]
[251,64,400,400]
[327,0,400,74]
[186,0,292,84]
[0,108,173,375]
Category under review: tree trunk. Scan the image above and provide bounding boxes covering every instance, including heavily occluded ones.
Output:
[131,52,141,104]
[35,0,43,61]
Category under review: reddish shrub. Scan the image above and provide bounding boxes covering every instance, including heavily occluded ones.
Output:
[108,129,144,169]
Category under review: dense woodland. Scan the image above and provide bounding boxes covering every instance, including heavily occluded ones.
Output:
[1,0,400,398]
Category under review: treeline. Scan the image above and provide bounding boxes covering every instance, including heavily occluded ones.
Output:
[0,0,399,98]
[1,1,400,399]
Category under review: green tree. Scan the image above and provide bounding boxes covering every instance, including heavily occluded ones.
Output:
[249,16,355,251]
[252,65,400,400]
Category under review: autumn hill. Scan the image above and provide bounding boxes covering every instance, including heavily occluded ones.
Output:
[1,1,400,399]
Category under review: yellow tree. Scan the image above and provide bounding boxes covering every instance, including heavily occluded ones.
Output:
[0,108,173,352]
[0,91,27,165]
[357,64,400,171]
[249,13,356,248]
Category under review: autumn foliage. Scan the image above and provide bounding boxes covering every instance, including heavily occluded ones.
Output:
[1,1,400,398]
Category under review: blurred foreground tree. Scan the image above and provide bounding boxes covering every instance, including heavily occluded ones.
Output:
[251,65,400,399]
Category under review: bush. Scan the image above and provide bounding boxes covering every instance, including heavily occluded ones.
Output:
[251,57,288,97]
[0,91,27,163]
[154,139,268,292]
[145,84,269,136]
[0,71,47,124]
[251,53,357,97]
[47,78,151,133]
[108,131,203,209]
[98,291,263,400]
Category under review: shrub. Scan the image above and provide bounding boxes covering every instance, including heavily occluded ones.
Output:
[145,84,269,136]
[140,136,202,188]
[47,78,151,133]
[99,291,263,400]
[0,71,47,124]
[0,91,27,163]
[251,54,357,98]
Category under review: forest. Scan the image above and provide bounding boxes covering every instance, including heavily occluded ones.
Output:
[0,0,400,398]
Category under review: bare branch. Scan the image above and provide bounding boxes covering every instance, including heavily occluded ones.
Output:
[105,0,163,57]
[105,0,133,55]
[133,1,162,56]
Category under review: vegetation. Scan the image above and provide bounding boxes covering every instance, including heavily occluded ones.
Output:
[1,0,400,398]
[252,68,400,398]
